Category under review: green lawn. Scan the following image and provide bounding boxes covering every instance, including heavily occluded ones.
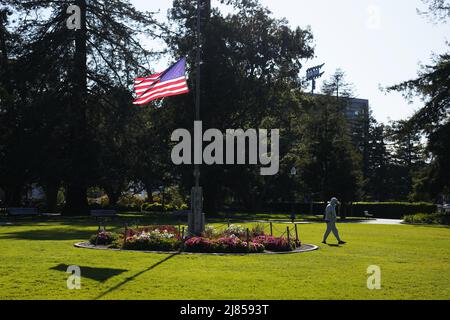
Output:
[0,217,449,300]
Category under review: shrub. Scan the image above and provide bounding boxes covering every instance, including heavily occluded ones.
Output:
[142,202,163,212]
[125,225,179,238]
[263,202,437,219]
[177,203,189,211]
[351,202,437,219]
[117,194,145,211]
[251,223,265,237]
[89,231,118,246]
[184,237,212,253]
[123,237,181,251]
[184,236,265,254]
[202,225,219,239]
[122,227,182,251]
[403,212,450,225]
[224,224,246,238]
[254,235,297,252]
[164,204,175,212]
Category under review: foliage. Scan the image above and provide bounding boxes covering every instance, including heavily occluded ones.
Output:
[142,202,163,212]
[223,224,247,238]
[414,122,450,199]
[363,118,426,201]
[89,231,119,246]
[3,0,441,212]
[363,116,390,200]
[184,236,265,254]
[419,0,450,22]
[321,69,354,98]
[251,223,266,237]
[164,0,315,213]
[352,202,437,219]
[121,226,182,251]
[116,194,145,211]
[202,225,220,238]
[0,0,164,213]
[387,50,449,200]
[188,224,295,253]
[294,92,363,202]
[404,212,450,225]
[253,235,297,252]
[123,236,181,251]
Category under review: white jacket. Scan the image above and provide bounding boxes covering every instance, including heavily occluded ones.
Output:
[324,204,337,221]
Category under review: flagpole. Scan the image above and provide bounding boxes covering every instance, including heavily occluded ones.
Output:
[195,0,201,179]
[189,0,204,236]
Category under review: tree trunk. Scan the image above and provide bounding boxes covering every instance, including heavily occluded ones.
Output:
[105,187,121,207]
[44,181,59,212]
[203,182,219,215]
[64,0,89,215]
[6,184,23,207]
[64,184,88,215]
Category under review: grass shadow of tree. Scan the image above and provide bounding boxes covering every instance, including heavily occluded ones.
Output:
[94,252,180,300]
[50,264,128,282]
[0,228,93,241]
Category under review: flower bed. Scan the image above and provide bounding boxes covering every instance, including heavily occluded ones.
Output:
[184,236,265,253]
[89,231,118,246]
[87,224,300,253]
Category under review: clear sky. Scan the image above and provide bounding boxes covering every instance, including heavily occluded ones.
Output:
[131,0,449,124]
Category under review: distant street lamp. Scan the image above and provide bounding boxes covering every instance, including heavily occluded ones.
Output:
[290,167,297,176]
[290,167,297,222]
[159,185,165,212]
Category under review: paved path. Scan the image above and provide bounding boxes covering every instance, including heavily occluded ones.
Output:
[355,218,403,225]
[0,218,405,226]
[245,219,404,225]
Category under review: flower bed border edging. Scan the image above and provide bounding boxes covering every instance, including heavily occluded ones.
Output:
[74,242,319,255]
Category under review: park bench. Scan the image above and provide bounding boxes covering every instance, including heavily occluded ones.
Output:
[90,209,117,221]
[6,207,39,219]
[364,210,374,218]
[173,210,191,217]
[437,204,450,214]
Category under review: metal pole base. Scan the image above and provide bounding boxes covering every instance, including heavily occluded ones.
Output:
[189,186,204,236]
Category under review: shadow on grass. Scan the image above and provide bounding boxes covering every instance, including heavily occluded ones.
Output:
[94,252,180,300]
[327,244,342,248]
[0,228,93,241]
[50,264,128,282]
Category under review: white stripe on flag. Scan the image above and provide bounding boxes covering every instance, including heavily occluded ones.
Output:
[135,77,187,96]
[133,87,189,105]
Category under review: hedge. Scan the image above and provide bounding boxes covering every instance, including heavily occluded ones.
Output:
[350,202,437,219]
[249,202,437,219]
[403,212,450,225]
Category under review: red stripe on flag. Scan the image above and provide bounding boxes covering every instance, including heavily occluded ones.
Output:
[135,78,187,96]
[133,85,189,105]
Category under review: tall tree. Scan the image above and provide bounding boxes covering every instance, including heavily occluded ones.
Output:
[3,0,163,213]
[164,0,315,213]
[322,69,355,99]
[296,94,363,204]
[387,52,449,199]
[419,0,450,22]
[364,116,390,200]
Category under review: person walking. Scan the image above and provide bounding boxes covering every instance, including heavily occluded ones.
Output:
[322,197,346,245]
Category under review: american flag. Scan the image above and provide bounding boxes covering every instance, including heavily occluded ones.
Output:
[133,57,189,105]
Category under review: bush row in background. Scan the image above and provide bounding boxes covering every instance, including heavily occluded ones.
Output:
[141,202,188,212]
[403,212,450,225]
[350,202,437,219]
[238,202,437,219]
